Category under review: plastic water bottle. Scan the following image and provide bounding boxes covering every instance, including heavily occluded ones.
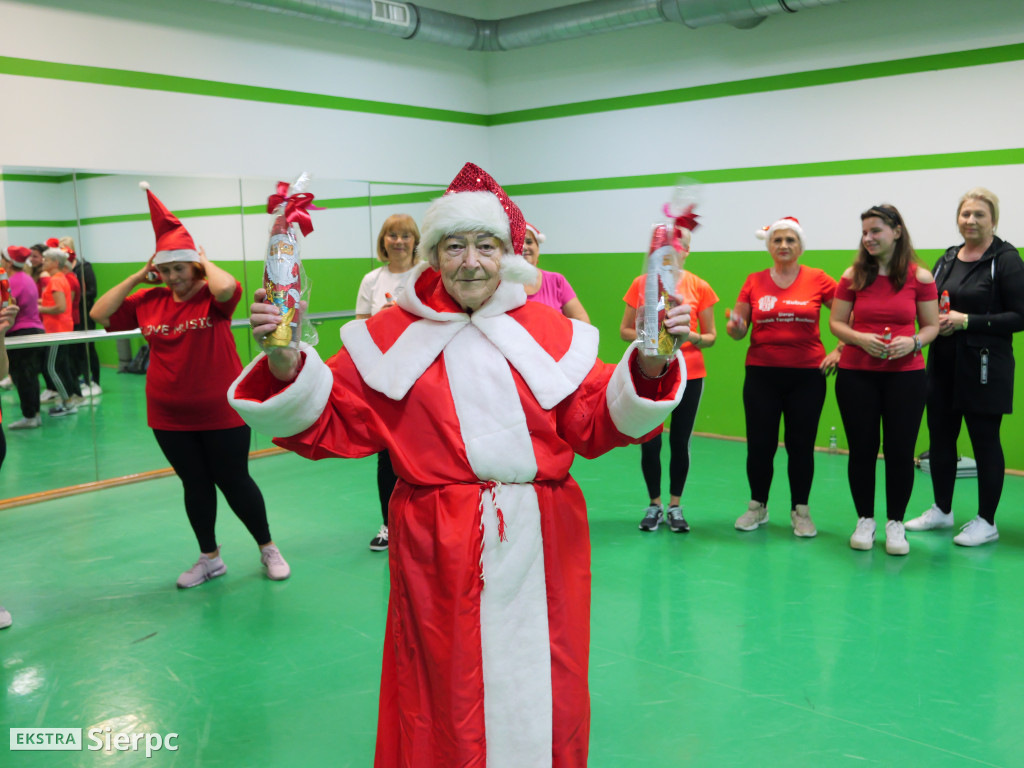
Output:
[828,426,838,455]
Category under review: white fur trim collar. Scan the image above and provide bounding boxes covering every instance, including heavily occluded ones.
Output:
[342,263,596,406]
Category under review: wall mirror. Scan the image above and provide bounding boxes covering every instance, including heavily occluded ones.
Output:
[0,168,379,502]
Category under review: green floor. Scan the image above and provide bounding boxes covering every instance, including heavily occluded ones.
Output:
[3,436,1023,766]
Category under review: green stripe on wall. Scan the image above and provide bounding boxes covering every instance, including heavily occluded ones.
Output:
[0,56,487,126]
[2,43,1023,128]
[504,148,1024,196]
[0,219,78,228]
[490,43,1024,124]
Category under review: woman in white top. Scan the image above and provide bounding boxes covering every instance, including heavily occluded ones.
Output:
[356,214,421,551]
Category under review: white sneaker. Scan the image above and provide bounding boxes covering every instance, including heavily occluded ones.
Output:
[177,553,227,588]
[0,375,12,390]
[88,382,103,396]
[953,517,999,547]
[850,517,876,550]
[260,544,291,580]
[8,415,42,430]
[735,501,768,531]
[39,389,59,403]
[885,520,909,556]
[905,504,954,531]
[0,605,11,629]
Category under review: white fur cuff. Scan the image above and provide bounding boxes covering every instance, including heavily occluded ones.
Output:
[605,343,685,438]
[227,343,333,437]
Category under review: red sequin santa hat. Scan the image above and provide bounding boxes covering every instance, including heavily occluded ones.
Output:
[417,163,538,284]
[139,182,199,265]
[756,216,805,249]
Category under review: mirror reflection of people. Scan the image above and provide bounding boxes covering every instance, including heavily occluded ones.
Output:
[727,217,841,538]
[0,301,17,629]
[905,188,1024,546]
[60,236,101,397]
[830,204,939,556]
[354,214,421,552]
[230,163,690,766]
[38,247,83,415]
[521,222,590,322]
[620,224,716,533]
[2,246,46,430]
[90,183,290,589]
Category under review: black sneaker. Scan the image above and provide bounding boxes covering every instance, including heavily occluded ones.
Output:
[666,505,690,533]
[638,504,663,531]
[369,525,389,551]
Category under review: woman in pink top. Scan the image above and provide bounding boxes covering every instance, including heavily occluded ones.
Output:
[522,222,589,322]
[830,204,939,556]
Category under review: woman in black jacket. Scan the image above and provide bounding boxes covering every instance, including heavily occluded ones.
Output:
[906,188,1024,546]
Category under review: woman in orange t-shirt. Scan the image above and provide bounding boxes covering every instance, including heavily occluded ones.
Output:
[38,247,82,415]
[620,227,718,534]
[726,217,841,538]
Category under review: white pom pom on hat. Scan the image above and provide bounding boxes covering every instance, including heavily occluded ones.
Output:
[756,216,805,249]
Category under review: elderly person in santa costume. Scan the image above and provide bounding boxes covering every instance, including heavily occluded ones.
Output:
[230,163,691,767]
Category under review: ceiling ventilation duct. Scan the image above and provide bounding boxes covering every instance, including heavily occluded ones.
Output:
[206,0,849,50]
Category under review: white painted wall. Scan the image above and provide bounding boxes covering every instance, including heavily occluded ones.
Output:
[2,0,1024,258]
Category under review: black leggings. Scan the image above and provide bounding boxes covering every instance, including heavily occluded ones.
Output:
[153,426,271,554]
[836,368,927,521]
[377,450,398,525]
[7,328,45,418]
[640,377,704,501]
[743,366,826,510]
[927,378,1004,524]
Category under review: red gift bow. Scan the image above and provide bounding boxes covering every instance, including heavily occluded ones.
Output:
[267,181,322,237]
[662,203,700,253]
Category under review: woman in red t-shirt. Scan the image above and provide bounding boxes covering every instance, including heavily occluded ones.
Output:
[727,217,841,538]
[620,227,718,534]
[92,214,290,589]
[830,204,939,556]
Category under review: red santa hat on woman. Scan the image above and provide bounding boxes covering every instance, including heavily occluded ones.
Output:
[5,245,31,267]
[417,163,539,284]
[140,182,199,265]
[756,216,805,249]
[524,222,546,244]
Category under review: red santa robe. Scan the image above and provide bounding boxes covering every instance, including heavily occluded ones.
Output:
[229,263,685,768]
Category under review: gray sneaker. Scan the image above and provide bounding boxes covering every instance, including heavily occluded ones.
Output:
[48,404,78,417]
[260,544,291,580]
[791,504,817,538]
[177,553,227,589]
[666,505,689,533]
[736,501,768,531]
[9,415,42,430]
[638,504,664,531]
[0,605,11,629]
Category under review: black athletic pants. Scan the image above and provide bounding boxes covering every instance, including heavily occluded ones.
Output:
[153,425,271,554]
[836,368,927,522]
[640,377,704,501]
[743,366,826,510]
